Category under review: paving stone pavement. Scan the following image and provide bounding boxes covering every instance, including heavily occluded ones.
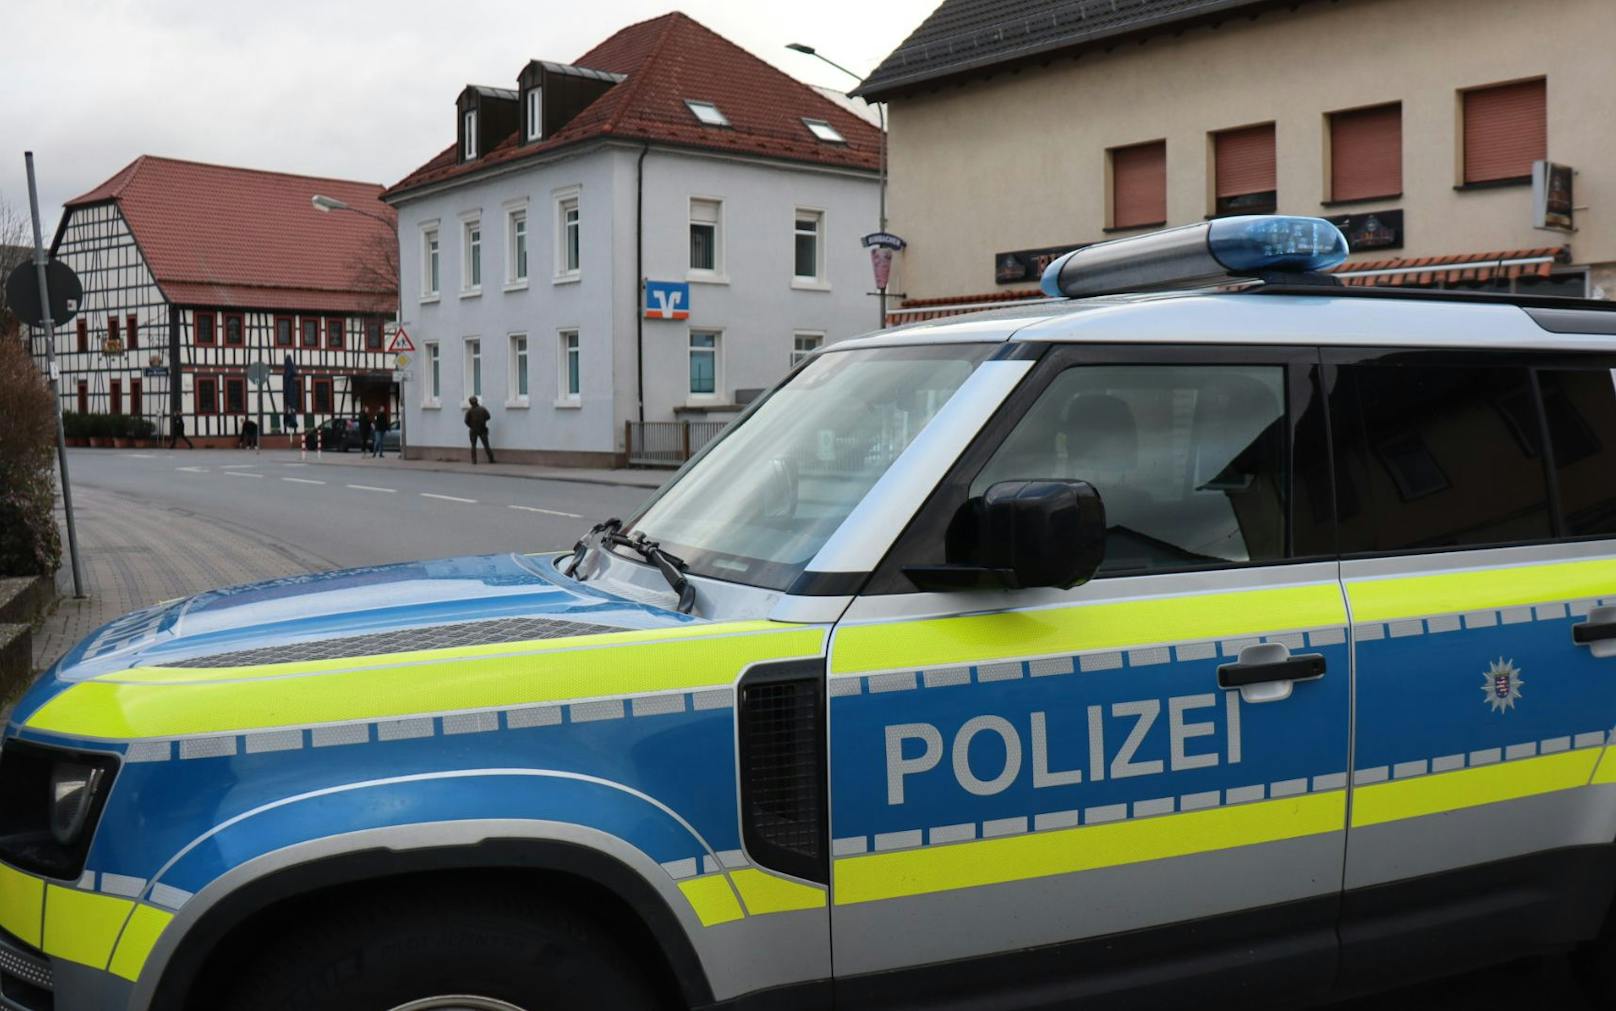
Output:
[29,484,333,678]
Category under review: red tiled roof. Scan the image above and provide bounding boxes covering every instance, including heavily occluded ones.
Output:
[887,287,1047,324]
[1329,245,1570,286]
[386,12,881,199]
[63,155,396,313]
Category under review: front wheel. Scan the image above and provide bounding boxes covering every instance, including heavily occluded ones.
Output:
[220,883,665,1011]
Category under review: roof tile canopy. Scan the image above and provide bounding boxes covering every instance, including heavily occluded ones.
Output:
[63,156,396,314]
[386,12,881,199]
[855,0,1290,100]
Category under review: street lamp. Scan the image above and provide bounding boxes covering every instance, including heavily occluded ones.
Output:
[787,42,890,327]
[311,193,406,455]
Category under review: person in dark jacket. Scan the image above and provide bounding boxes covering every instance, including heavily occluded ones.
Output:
[373,412,389,458]
[357,410,373,457]
[168,410,195,450]
[465,396,494,464]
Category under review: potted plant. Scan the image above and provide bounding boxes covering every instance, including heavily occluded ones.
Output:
[61,412,89,447]
[109,415,128,448]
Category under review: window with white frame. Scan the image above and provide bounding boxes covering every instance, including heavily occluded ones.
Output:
[556,192,580,278]
[793,210,823,283]
[463,218,482,292]
[464,110,477,159]
[509,334,529,403]
[509,209,528,283]
[526,87,543,141]
[689,198,722,275]
[791,332,823,367]
[464,338,482,401]
[425,341,441,403]
[423,227,441,297]
[689,330,719,397]
[559,330,580,401]
[802,118,845,143]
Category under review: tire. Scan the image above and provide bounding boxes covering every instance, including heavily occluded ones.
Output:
[219,882,666,1011]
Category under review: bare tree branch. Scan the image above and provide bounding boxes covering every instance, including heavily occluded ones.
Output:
[347,229,399,319]
[0,194,33,340]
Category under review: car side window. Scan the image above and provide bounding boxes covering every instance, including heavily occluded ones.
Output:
[1331,363,1553,553]
[1539,368,1616,538]
[970,364,1289,575]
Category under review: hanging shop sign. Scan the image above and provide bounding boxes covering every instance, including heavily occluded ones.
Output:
[1323,209,1403,253]
[1533,161,1574,232]
[862,232,906,292]
[994,242,1089,286]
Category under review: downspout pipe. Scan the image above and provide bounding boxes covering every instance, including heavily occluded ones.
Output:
[635,143,649,425]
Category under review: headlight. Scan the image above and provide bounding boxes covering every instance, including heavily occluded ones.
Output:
[0,741,119,879]
[50,762,108,846]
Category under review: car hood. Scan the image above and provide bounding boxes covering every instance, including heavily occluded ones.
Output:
[10,552,693,728]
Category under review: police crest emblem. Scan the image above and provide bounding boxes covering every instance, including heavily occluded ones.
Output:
[1481,657,1524,713]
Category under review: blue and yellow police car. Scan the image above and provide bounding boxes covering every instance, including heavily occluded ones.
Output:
[6,216,1616,1010]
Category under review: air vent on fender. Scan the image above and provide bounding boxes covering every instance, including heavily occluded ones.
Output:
[737,658,828,884]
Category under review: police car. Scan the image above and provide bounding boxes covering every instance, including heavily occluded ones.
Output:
[6,215,1616,1011]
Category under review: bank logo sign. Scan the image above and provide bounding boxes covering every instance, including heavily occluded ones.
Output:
[643,279,691,320]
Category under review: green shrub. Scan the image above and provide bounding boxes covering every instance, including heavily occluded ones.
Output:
[0,336,61,577]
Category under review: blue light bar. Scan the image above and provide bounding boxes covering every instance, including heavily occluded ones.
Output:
[1040,215,1349,298]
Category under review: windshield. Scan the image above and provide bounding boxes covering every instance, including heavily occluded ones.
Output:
[626,344,995,590]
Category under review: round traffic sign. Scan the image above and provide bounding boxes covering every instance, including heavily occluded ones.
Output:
[4,258,83,328]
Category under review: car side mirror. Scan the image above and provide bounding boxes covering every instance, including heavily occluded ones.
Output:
[903,480,1106,592]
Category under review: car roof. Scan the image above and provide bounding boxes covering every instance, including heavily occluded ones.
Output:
[836,288,1616,354]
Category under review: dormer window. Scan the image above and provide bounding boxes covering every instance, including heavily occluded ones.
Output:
[685,100,730,128]
[803,118,845,144]
[464,110,478,159]
[526,87,543,141]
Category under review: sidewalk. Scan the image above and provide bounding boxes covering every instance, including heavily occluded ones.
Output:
[28,485,328,678]
[273,448,669,490]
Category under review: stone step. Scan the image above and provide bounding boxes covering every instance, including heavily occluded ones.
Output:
[0,577,51,627]
[0,623,31,705]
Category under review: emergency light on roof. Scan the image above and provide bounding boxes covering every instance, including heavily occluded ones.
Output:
[1040,215,1350,299]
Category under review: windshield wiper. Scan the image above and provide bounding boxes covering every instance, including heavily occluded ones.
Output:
[563,518,620,579]
[605,531,697,614]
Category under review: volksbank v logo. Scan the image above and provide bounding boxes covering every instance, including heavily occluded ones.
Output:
[644,279,691,320]
[885,692,1244,805]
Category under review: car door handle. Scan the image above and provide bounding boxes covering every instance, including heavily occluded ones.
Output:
[1218,653,1327,689]
[1574,622,1616,645]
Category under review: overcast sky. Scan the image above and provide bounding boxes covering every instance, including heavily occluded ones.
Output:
[2,0,937,235]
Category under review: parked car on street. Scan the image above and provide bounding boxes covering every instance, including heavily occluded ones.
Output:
[9,217,1616,1011]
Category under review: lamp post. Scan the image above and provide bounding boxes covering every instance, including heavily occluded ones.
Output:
[787,43,889,328]
[312,193,405,456]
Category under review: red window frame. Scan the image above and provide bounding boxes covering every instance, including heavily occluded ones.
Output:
[274,316,294,347]
[224,312,245,346]
[130,378,142,415]
[195,311,216,345]
[76,381,87,414]
[107,315,120,348]
[301,318,320,348]
[365,319,384,351]
[224,376,247,415]
[126,314,139,350]
[326,317,344,349]
[312,377,334,413]
[109,379,123,415]
[195,375,219,416]
[76,318,88,353]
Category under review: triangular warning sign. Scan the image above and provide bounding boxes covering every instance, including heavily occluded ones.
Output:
[386,327,416,353]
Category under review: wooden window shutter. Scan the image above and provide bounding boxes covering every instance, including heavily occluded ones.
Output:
[1331,104,1401,201]
[1215,124,1276,198]
[1464,79,1545,184]
[1111,141,1167,229]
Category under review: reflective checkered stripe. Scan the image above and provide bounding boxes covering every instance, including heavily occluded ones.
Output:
[0,863,172,982]
[658,850,826,926]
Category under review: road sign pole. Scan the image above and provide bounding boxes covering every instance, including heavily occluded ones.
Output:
[24,152,85,598]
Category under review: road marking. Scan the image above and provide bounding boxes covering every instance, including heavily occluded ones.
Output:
[283,463,306,468]
[176,466,208,473]
[127,453,154,458]
[220,464,257,470]
[225,472,263,479]
[347,484,397,493]
[509,505,583,518]
[282,477,326,485]
[421,493,477,504]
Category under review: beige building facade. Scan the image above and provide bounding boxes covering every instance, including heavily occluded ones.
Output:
[860,0,1614,310]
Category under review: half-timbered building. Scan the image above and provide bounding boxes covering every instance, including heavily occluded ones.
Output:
[34,156,397,444]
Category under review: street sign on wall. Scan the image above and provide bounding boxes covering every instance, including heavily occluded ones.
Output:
[643,280,691,319]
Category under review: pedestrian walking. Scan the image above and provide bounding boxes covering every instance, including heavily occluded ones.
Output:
[237,417,259,449]
[168,410,195,450]
[357,410,373,457]
[465,396,495,464]
[373,412,388,458]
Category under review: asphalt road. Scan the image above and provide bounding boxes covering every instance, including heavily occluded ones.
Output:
[57,449,1599,1009]
[63,447,653,571]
